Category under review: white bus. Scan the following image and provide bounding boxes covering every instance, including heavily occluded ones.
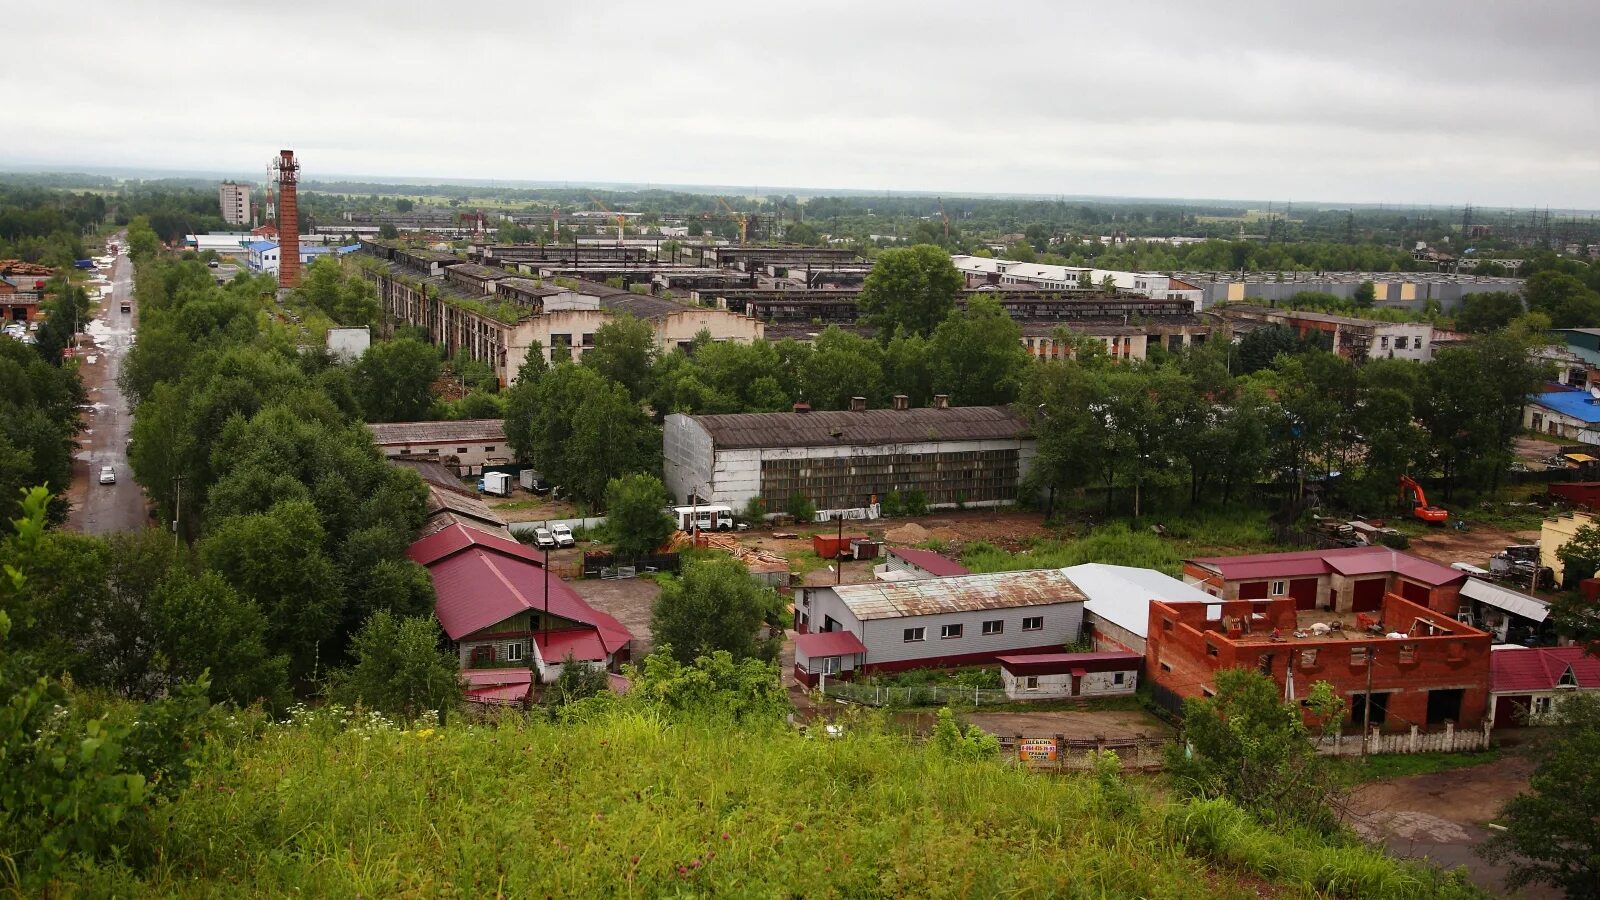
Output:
[671,504,734,532]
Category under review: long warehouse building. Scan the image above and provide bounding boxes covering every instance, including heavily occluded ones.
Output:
[663,398,1035,519]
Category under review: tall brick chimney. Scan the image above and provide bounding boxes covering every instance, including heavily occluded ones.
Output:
[275,150,301,289]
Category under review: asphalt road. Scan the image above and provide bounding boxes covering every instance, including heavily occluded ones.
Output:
[67,249,149,534]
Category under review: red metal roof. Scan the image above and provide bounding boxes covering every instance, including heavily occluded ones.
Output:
[996,652,1143,676]
[534,628,611,663]
[889,547,971,577]
[1188,547,1464,587]
[462,667,535,687]
[410,524,631,652]
[793,630,868,658]
[467,683,532,704]
[408,523,541,568]
[1492,647,1600,694]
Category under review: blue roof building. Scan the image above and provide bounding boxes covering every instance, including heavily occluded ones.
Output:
[1526,389,1600,445]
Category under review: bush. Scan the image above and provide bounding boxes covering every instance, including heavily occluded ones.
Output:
[903,488,929,517]
[739,495,767,525]
[1374,531,1409,549]
[785,492,816,523]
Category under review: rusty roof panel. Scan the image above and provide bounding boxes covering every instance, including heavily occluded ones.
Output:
[831,569,1084,620]
[368,419,506,446]
[692,405,1029,450]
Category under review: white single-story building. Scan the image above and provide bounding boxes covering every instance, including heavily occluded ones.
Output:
[791,569,1084,686]
[997,651,1143,700]
[1060,562,1217,654]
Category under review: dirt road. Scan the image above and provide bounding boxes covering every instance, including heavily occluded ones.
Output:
[1347,754,1556,898]
[67,249,149,534]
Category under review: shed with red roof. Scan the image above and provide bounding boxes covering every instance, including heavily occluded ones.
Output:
[997,651,1142,700]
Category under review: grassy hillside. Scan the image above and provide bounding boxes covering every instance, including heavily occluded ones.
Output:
[52,706,1481,898]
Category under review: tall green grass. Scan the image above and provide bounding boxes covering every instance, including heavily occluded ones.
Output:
[963,523,1182,574]
[50,710,1483,897]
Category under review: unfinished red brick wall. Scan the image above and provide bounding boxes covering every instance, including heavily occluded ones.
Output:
[1147,593,1491,729]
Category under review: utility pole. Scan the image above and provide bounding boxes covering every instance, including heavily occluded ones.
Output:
[835,506,844,585]
[1361,645,1375,756]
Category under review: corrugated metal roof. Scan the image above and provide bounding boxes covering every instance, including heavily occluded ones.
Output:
[888,547,970,577]
[793,631,868,658]
[1188,547,1464,587]
[688,405,1030,450]
[1492,646,1600,693]
[996,651,1142,675]
[1462,578,1549,623]
[408,524,627,644]
[830,569,1084,620]
[368,419,506,446]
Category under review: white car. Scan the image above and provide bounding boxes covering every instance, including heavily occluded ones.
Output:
[98,466,116,485]
[532,527,556,549]
[551,524,576,548]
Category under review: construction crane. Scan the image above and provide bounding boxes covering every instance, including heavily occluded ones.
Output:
[937,197,951,244]
[1398,475,1449,525]
[715,196,748,246]
[587,194,627,245]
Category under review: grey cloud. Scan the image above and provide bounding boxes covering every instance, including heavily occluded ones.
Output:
[6,0,1597,207]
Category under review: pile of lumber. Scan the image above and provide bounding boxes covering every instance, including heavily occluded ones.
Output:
[668,530,788,568]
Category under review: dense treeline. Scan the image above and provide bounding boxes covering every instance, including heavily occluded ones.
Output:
[13,221,438,709]
[0,329,84,520]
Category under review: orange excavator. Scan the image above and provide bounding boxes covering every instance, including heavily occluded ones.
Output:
[1398,475,1449,524]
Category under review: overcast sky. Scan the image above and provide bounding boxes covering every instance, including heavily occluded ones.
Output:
[7,1,1597,207]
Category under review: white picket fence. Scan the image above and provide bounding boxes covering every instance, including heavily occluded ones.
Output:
[1315,719,1493,757]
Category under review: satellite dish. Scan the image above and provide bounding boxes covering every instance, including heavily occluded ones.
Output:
[1588,385,1600,402]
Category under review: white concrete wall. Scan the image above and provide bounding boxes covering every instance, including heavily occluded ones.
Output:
[1001,667,1137,700]
[1372,322,1435,361]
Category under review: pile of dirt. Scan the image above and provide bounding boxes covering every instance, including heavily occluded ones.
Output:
[884,523,931,544]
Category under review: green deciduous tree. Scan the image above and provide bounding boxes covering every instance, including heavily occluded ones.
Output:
[148,568,289,709]
[295,256,379,327]
[1480,693,1600,897]
[582,314,656,402]
[649,557,786,665]
[1454,291,1524,332]
[198,499,344,679]
[352,336,441,422]
[858,244,963,337]
[604,473,675,557]
[330,610,462,722]
[929,295,1030,406]
[1165,668,1342,834]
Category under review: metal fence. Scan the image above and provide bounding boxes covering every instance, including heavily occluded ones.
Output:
[582,551,681,579]
[822,680,1009,707]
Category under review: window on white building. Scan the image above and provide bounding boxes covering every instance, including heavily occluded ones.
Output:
[1024,676,1039,690]
[1395,336,1409,350]
[903,627,926,642]
[1022,616,1044,632]
[1270,580,1287,596]
[941,624,963,639]
[1113,672,1125,685]
[982,620,1004,635]
[822,656,841,675]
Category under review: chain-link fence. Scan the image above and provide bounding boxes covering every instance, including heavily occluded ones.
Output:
[822,680,1009,707]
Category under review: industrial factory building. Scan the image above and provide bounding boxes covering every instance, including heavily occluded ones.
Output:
[663,399,1035,519]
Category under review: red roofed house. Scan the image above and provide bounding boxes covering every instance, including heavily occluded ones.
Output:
[1151,548,1492,729]
[408,523,632,704]
[1183,546,1466,617]
[1489,646,1600,728]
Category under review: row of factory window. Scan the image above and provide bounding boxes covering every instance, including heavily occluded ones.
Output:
[903,616,1044,642]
